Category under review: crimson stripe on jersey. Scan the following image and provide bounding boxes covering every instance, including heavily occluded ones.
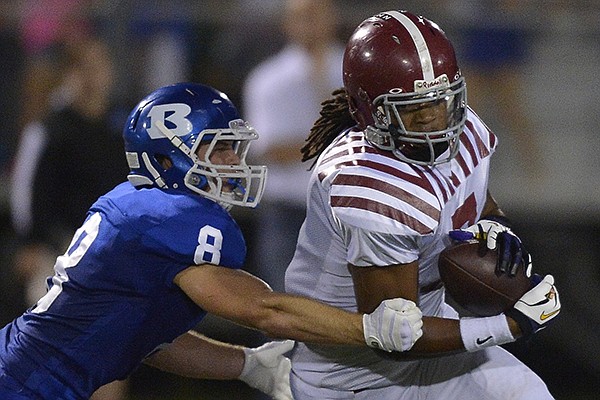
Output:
[454,151,470,177]
[450,172,461,187]
[465,120,491,159]
[319,158,431,192]
[321,137,385,165]
[410,165,447,202]
[459,132,479,169]
[320,149,351,168]
[319,146,437,196]
[318,117,495,214]
[330,195,433,234]
[319,135,367,166]
[412,165,455,202]
[333,174,440,221]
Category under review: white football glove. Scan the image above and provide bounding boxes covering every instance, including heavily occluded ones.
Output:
[363,298,423,352]
[239,340,294,400]
[507,274,561,337]
[449,217,531,277]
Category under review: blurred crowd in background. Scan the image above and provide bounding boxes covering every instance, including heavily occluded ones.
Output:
[0,1,599,399]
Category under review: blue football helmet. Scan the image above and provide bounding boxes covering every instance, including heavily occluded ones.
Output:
[123,82,267,209]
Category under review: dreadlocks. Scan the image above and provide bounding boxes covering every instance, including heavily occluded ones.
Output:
[301,88,356,169]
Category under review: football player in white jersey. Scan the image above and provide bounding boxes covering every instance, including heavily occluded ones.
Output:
[0,83,424,400]
[285,10,561,399]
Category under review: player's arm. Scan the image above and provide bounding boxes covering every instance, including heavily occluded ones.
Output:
[144,330,294,399]
[173,264,421,352]
[348,261,557,357]
[144,330,246,380]
[349,261,473,355]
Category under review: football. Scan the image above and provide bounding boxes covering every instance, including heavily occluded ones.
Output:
[438,240,533,317]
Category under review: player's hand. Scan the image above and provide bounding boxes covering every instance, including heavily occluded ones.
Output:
[507,274,561,337]
[239,340,294,400]
[449,218,531,277]
[363,298,423,352]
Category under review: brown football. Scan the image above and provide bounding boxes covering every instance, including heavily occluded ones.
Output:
[438,240,533,317]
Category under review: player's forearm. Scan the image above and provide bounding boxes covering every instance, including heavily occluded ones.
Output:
[385,315,520,359]
[373,316,464,360]
[252,292,365,345]
[144,331,245,380]
[175,265,366,347]
[408,317,464,354]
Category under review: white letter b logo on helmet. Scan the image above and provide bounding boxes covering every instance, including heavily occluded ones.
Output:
[146,103,193,139]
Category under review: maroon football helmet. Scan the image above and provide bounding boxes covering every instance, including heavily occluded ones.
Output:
[343,10,467,165]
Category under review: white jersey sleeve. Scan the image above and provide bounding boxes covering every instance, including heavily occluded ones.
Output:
[342,224,420,266]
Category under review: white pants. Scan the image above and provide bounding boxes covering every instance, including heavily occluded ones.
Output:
[290,346,553,400]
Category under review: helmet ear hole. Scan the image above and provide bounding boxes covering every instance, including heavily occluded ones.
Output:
[155,154,173,170]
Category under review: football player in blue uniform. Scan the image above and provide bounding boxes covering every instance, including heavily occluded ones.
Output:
[0,83,424,400]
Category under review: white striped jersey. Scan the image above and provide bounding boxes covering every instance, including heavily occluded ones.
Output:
[284,108,497,390]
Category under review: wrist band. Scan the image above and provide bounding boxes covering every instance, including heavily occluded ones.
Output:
[460,314,515,352]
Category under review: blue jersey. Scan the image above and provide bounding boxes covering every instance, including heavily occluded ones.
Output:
[0,182,246,399]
